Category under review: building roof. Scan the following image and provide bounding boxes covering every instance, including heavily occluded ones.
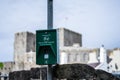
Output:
[88,63,100,68]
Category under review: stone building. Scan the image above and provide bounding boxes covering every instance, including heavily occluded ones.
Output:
[87,46,120,73]
[13,28,82,71]
[0,62,14,76]
[88,46,109,72]
[109,48,120,72]
[60,44,93,64]
[10,27,120,73]
[2,27,120,75]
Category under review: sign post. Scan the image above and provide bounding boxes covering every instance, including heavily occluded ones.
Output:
[47,0,53,79]
[36,29,58,80]
[36,0,55,80]
[47,0,53,29]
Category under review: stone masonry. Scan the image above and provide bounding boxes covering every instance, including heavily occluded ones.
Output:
[58,28,82,47]
[14,32,36,71]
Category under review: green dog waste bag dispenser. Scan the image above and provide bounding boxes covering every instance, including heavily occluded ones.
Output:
[36,29,58,65]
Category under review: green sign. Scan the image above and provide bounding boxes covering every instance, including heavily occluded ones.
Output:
[36,29,58,65]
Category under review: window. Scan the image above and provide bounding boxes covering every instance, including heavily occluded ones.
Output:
[74,54,77,62]
[83,53,88,61]
[70,54,74,62]
[76,54,80,62]
[67,54,70,63]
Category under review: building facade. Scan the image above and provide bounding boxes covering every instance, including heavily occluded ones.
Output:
[60,44,93,64]
[13,28,82,71]
[8,27,120,74]
[58,28,82,47]
[14,32,36,71]
[109,48,120,72]
[0,62,14,76]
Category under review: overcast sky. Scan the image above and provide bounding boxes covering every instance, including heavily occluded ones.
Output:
[0,0,120,62]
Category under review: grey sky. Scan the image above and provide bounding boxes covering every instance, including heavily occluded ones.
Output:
[0,0,120,61]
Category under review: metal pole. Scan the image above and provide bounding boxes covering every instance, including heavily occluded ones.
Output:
[47,0,53,29]
[47,65,52,80]
[47,0,53,80]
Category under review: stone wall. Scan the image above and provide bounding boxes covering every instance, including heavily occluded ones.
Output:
[9,64,120,80]
[63,28,82,47]
[60,47,92,64]
[9,67,47,80]
[58,28,82,47]
[14,32,35,54]
[14,32,36,71]
[26,32,36,52]
[95,69,120,80]
[53,64,96,79]
[53,64,120,80]
[9,70,30,80]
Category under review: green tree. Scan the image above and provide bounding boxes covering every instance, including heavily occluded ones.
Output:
[0,62,3,69]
